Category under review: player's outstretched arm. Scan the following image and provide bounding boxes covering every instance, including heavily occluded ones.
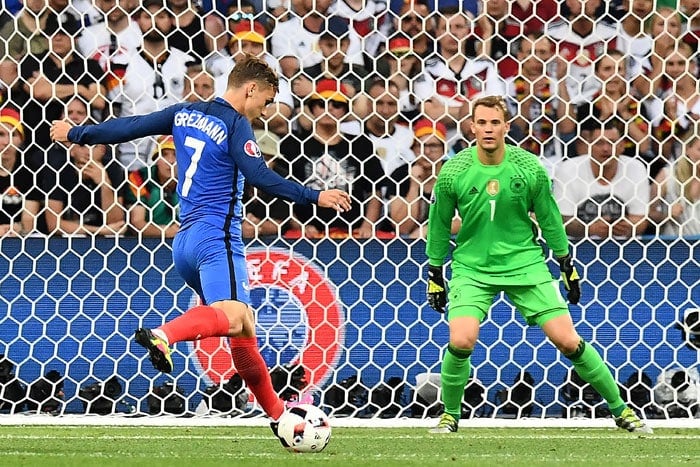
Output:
[317,189,351,212]
[51,106,182,146]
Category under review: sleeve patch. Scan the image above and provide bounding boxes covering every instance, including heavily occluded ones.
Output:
[244,140,262,158]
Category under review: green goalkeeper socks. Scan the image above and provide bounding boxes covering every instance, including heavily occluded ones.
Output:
[440,344,473,419]
[566,340,626,416]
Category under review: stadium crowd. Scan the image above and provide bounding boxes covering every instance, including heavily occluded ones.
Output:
[0,0,699,240]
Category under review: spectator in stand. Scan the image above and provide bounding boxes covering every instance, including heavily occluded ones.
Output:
[364,79,415,178]
[183,64,216,103]
[222,1,257,33]
[389,0,478,16]
[375,35,423,123]
[384,118,456,238]
[0,0,61,62]
[208,20,293,136]
[42,99,126,237]
[267,0,292,26]
[197,1,256,60]
[636,7,684,98]
[21,13,107,163]
[0,56,29,115]
[125,135,179,238]
[553,118,649,240]
[505,34,575,169]
[547,0,618,105]
[650,42,700,165]
[72,0,104,26]
[329,0,393,66]
[414,6,504,149]
[506,0,559,34]
[270,0,362,79]
[391,0,436,60]
[167,0,216,62]
[0,0,20,29]
[76,0,142,117]
[576,50,655,174]
[110,0,194,169]
[242,130,298,238]
[473,0,556,79]
[208,19,266,86]
[292,16,370,119]
[650,134,700,237]
[77,0,143,79]
[681,0,700,54]
[199,0,257,58]
[282,79,383,239]
[198,0,257,23]
[612,0,654,94]
[0,107,41,237]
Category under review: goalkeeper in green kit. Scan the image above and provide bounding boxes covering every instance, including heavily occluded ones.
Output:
[425,96,652,434]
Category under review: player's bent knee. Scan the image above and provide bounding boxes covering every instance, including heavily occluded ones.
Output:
[448,316,480,349]
[210,300,250,336]
[552,335,583,356]
[449,336,476,350]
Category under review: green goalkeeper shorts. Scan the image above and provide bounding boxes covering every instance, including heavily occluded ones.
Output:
[447,274,569,327]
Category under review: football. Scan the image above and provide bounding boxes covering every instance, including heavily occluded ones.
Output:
[276,404,331,453]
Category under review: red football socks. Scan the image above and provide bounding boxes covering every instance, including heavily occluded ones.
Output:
[158,305,230,343]
[230,337,284,420]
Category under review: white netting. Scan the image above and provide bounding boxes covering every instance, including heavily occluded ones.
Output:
[0,1,698,426]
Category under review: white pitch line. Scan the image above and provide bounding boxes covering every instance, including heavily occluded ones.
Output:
[1,415,698,429]
[1,433,700,441]
[1,450,697,463]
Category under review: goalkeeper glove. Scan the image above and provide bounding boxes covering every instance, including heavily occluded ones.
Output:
[427,265,447,313]
[557,254,581,305]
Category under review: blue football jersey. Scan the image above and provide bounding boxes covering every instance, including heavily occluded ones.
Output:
[69,98,319,231]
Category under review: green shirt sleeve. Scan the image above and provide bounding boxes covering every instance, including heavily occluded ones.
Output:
[531,163,569,258]
[426,160,457,266]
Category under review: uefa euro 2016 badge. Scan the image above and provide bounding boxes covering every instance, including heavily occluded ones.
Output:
[244,140,262,158]
[486,179,500,196]
[190,249,344,389]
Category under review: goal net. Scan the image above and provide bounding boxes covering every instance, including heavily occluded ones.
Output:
[0,2,698,427]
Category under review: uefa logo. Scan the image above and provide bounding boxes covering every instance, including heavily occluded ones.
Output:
[189,249,345,389]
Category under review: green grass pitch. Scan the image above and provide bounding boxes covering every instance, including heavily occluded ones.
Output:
[1,426,699,466]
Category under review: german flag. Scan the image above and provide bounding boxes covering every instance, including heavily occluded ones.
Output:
[105,63,127,93]
[128,169,149,200]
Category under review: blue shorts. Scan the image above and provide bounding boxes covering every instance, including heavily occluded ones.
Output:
[172,222,250,306]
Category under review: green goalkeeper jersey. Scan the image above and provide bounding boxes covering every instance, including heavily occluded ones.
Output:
[426,145,569,285]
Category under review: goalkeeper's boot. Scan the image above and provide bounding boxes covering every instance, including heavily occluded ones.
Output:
[134,328,173,373]
[429,413,458,433]
[615,407,653,434]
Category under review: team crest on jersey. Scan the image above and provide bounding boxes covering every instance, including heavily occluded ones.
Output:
[486,179,500,196]
[510,175,526,194]
[244,140,262,158]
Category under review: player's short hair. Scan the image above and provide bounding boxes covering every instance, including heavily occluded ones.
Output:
[471,95,511,121]
[227,54,279,93]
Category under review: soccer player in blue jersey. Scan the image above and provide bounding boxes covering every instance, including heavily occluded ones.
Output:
[50,54,351,430]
